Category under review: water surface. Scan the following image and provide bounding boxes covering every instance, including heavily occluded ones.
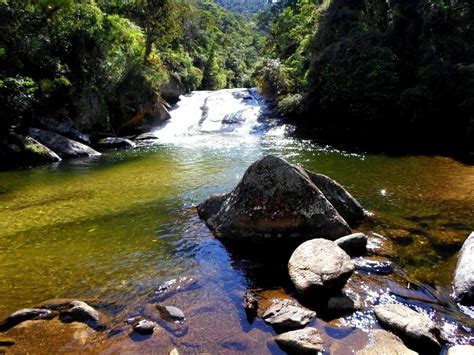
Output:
[0,89,473,352]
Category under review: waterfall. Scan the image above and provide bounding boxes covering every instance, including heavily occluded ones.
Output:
[153,88,288,147]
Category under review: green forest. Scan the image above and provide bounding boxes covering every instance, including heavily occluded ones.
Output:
[1,0,473,157]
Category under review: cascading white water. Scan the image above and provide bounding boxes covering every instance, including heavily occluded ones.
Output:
[153,88,289,148]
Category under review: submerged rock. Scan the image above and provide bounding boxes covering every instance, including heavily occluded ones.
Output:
[356,329,416,355]
[354,257,394,274]
[327,294,362,314]
[132,319,156,335]
[262,299,316,329]
[335,233,368,256]
[59,300,106,330]
[288,239,354,294]
[29,128,101,159]
[453,231,474,305]
[274,327,325,354]
[0,308,52,331]
[157,305,185,321]
[97,137,136,150]
[374,303,441,351]
[198,155,365,243]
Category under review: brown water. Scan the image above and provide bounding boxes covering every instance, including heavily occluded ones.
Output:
[0,89,473,353]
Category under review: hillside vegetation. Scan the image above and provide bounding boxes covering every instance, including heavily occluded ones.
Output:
[0,0,260,135]
[255,0,474,153]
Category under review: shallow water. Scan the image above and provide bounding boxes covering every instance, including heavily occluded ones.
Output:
[0,89,473,352]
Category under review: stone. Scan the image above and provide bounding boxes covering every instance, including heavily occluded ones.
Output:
[327,294,362,314]
[59,300,106,330]
[160,73,185,104]
[29,128,101,159]
[243,291,259,320]
[262,299,316,329]
[354,257,394,274]
[304,170,366,227]
[157,305,185,321]
[356,329,417,355]
[0,308,52,331]
[447,345,474,355]
[199,155,365,243]
[38,116,91,145]
[0,133,61,168]
[168,348,180,355]
[134,132,159,141]
[96,137,136,150]
[453,232,474,305]
[274,327,325,354]
[288,238,355,294]
[335,233,368,256]
[132,319,156,335]
[197,193,230,222]
[374,303,441,351]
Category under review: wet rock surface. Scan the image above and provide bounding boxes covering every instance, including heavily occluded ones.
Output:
[134,132,159,141]
[354,257,394,274]
[157,305,185,321]
[96,137,136,150]
[198,155,366,243]
[453,231,474,305]
[58,300,107,330]
[374,303,441,351]
[132,319,156,335]
[0,308,52,331]
[29,128,101,159]
[262,299,316,329]
[288,238,355,294]
[274,327,325,354]
[447,344,474,355]
[356,329,417,355]
[335,232,368,256]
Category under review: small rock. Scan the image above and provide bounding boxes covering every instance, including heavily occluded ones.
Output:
[374,303,441,351]
[355,257,394,274]
[274,327,325,354]
[168,348,180,355]
[453,231,474,305]
[0,308,52,331]
[288,238,355,294]
[134,132,159,141]
[59,300,105,330]
[132,319,156,335]
[356,329,416,355]
[97,137,136,150]
[327,294,362,314]
[157,305,185,321]
[197,193,229,221]
[335,233,368,256]
[447,344,474,355]
[262,299,316,329]
[243,291,259,320]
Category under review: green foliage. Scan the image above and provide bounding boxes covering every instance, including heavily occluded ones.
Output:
[256,0,474,151]
[0,0,262,134]
[216,0,269,16]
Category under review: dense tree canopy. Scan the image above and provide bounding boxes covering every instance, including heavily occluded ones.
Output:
[0,0,261,134]
[255,0,474,153]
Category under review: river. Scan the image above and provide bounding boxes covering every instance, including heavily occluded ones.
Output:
[0,88,473,352]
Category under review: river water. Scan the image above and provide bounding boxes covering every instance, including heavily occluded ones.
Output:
[0,88,473,352]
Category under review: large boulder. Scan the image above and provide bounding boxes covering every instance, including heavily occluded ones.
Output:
[288,239,355,294]
[453,231,474,305]
[374,303,441,352]
[29,128,101,159]
[198,155,365,243]
[0,133,61,167]
[160,73,185,104]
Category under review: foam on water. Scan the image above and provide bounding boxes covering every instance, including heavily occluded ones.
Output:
[153,88,285,148]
